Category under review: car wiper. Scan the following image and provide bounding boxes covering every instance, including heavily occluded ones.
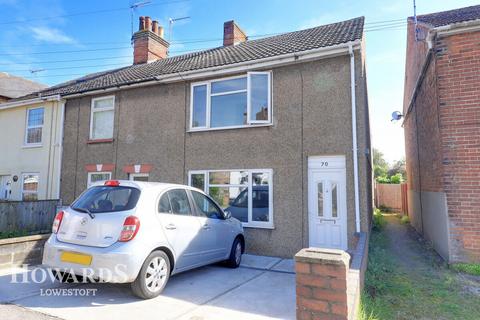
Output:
[72,207,95,219]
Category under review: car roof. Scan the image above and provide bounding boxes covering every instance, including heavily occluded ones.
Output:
[89,180,200,193]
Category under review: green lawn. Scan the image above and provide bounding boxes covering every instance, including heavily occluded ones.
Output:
[359,214,480,320]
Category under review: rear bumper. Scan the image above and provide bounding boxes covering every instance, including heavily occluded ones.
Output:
[42,235,144,283]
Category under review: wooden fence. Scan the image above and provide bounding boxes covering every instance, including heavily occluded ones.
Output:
[0,200,61,235]
[374,183,408,215]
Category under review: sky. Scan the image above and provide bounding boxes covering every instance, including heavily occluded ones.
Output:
[0,0,478,163]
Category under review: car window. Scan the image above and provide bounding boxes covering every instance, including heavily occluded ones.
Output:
[191,190,223,219]
[167,189,192,215]
[253,190,269,208]
[158,192,172,213]
[72,186,140,213]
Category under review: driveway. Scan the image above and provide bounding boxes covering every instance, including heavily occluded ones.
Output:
[0,255,295,320]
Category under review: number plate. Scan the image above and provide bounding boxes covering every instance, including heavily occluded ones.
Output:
[60,251,92,266]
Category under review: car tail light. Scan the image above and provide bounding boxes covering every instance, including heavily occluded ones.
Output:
[52,211,64,234]
[119,216,140,242]
[104,180,120,187]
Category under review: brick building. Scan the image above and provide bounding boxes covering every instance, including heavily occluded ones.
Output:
[403,5,480,262]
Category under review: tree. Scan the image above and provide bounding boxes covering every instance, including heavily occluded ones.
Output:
[388,158,406,181]
[373,148,388,178]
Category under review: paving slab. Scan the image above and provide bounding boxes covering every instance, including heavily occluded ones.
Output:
[240,254,282,270]
[178,270,296,320]
[270,259,295,273]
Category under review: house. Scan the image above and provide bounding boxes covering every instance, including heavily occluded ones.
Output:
[0,95,64,201]
[11,16,372,257]
[0,74,62,202]
[403,5,480,262]
[0,72,46,103]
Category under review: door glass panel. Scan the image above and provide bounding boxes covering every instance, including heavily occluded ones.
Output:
[192,191,222,219]
[317,182,323,217]
[252,172,270,222]
[331,182,338,218]
[167,189,192,215]
[209,171,248,185]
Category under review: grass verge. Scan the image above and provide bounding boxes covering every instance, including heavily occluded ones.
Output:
[451,263,480,276]
[360,212,480,320]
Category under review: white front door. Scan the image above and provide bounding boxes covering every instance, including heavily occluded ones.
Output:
[0,175,12,200]
[308,156,347,250]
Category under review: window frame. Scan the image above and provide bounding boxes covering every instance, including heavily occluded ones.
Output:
[189,72,272,131]
[24,107,45,146]
[129,173,149,181]
[188,169,273,228]
[89,95,115,140]
[21,172,39,201]
[87,171,112,187]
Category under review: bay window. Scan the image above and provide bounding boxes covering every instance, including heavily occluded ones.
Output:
[188,169,273,228]
[190,72,271,130]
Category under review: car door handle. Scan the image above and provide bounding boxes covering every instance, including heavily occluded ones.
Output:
[202,224,211,230]
[165,224,177,230]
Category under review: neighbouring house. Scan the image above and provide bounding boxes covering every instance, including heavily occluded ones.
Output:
[0,74,63,202]
[0,95,64,202]
[0,72,46,103]
[403,5,480,262]
[11,16,372,257]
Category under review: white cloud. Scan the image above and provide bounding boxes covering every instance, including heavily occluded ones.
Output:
[30,26,76,44]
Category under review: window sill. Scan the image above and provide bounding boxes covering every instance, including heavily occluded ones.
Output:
[242,223,274,230]
[87,138,114,144]
[22,144,43,149]
[188,123,273,133]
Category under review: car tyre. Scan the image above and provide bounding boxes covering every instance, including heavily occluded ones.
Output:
[226,238,243,268]
[131,250,170,299]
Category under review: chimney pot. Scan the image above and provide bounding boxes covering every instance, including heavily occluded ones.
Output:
[223,20,247,46]
[145,16,152,31]
[158,26,164,38]
[152,20,159,34]
[139,16,145,31]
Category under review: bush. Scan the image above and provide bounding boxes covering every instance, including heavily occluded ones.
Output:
[390,173,403,184]
[400,215,410,224]
[373,209,386,231]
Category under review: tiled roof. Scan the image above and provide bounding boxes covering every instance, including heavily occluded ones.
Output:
[23,16,364,99]
[415,5,480,27]
[0,72,46,99]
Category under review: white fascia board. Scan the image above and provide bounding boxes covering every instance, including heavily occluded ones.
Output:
[434,19,480,37]
[0,95,62,110]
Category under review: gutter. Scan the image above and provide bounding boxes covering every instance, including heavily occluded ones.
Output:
[55,40,362,99]
[349,44,361,233]
[0,94,62,110]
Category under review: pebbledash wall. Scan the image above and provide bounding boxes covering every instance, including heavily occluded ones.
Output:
[60,53,372,258]
[403,20,480,262]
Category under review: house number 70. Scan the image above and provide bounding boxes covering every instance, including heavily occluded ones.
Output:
[320,162,329,167]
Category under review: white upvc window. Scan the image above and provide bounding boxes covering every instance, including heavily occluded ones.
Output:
[129,173,149,182]
[90,96,115,140]
[190,72,272,131]
[25,107,44,145]
[188,169,273,228]
[22,173,39,201]
[87,172,112,187]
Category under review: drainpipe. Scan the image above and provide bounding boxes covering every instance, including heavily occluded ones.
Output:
[56,100,66,201]
[349,44,361,233]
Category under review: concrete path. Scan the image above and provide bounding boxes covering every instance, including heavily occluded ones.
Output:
[0,255,295,320]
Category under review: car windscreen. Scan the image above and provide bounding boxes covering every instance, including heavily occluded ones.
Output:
[71,186,141,213]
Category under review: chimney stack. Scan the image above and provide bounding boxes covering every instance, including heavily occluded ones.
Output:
[223,20,247,46]
[132,16,170,64]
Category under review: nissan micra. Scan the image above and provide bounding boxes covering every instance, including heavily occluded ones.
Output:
[42,180,245,299]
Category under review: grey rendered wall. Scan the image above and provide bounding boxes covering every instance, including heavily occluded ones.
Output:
[60,50,371,258]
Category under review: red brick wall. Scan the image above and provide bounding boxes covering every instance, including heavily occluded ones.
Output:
[436,31,480,261]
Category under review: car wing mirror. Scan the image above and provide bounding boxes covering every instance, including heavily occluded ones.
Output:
[224,209,232,220]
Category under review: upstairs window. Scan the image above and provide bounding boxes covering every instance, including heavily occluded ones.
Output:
[90,96,114,140]
[25,107,44,145]
[190,72,271,130]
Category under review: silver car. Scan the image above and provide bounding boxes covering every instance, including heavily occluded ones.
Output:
[42,180,245,299]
